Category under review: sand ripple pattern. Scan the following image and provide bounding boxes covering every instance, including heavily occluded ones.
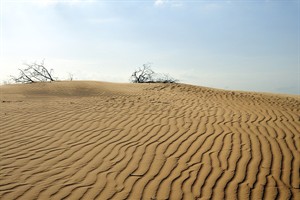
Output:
[0,82,299,200]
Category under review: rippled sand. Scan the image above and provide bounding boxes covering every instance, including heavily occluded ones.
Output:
[0,81,299,200]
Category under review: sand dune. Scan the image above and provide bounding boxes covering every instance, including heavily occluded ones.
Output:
[0,81,299,200]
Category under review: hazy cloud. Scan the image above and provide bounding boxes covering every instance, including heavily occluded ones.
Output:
[27,0,96,7]
[154,0,167,7]
[87,18,119,24]
[201,3,223,12]
[171,2,183,8]
[154,0,184,8]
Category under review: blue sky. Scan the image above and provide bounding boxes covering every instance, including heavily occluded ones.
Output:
[0,0,299,94]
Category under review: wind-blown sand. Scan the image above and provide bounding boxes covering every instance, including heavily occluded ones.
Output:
[0,81,299,200]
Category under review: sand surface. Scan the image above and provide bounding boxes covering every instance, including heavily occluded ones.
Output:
[0,81,299,200]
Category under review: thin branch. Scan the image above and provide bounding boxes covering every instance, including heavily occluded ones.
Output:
[11,61,58,84]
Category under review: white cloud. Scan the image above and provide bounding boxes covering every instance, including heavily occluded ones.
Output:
[201,3,223,12]
[18,0,96,7]
[154,0,184,8]
[87,17,119,24]
[154,0,167,7]
[28,0,58,7]
[171,2,183,8]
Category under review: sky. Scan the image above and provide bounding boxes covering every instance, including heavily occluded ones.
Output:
[0,0,299,94]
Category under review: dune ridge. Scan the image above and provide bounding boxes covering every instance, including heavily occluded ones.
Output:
[0,81,299,200]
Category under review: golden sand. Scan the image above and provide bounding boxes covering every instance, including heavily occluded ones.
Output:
[0,81,299,199]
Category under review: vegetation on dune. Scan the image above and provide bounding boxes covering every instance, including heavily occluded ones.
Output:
[11,60,57,83]
[9,61,178,84]
[130,63,178,83]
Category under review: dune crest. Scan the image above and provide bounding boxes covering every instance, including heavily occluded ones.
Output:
[0,81,299,200]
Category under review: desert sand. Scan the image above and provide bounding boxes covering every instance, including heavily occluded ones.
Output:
[0,81,299,200]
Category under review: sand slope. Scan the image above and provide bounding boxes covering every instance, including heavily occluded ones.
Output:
[0,81,299,200]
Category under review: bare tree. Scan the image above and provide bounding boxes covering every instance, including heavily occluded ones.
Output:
[131,63,155,83]
[11,60,57,83]
[131,64,178,83]
[154,73,178,83]
[68,73,74,81]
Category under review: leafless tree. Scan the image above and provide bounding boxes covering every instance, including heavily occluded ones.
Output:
[154,73,178,83]
[131,63,155,83]
[131,63,178,83]
[11,60,57,83]
[68,73,74,81]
